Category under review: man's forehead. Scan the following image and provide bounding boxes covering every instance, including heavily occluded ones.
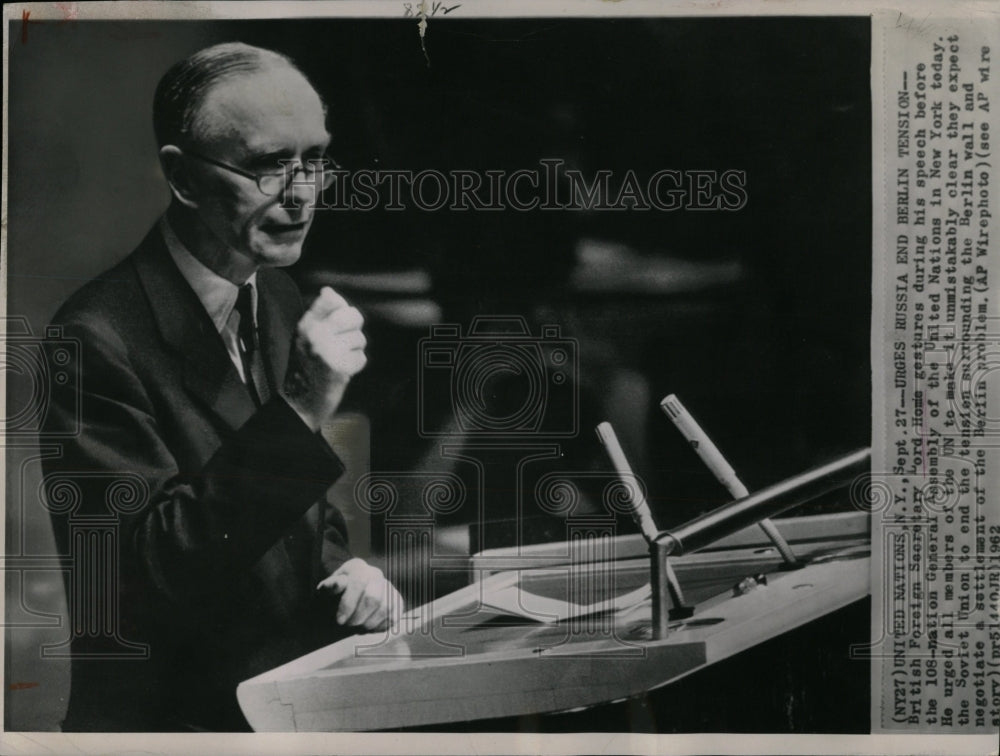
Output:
[195,65,329,153]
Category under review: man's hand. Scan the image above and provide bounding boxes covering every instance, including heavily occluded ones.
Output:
[316,558,403,631]
[283,287,366,431]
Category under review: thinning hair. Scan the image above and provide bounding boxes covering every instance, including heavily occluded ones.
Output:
[152,42,318,149]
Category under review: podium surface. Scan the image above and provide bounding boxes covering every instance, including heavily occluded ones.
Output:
[237,511,869,732]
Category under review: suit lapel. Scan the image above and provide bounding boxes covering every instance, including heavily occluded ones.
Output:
[131,227,257,431]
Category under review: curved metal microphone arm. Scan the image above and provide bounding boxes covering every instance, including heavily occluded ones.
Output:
[658,448,871,558]
[650,447,871,637]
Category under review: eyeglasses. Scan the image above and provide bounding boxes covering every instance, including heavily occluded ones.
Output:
[183,149,342,196]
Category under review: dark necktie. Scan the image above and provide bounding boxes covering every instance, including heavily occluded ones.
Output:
[235,283,269,407]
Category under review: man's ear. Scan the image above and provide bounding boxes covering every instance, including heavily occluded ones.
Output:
[159,145,200,209]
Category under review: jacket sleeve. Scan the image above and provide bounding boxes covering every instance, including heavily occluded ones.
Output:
[42,315,346,603]
[321,494,354,576]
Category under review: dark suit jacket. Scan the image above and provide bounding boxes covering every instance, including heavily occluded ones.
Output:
[42,226,354,731]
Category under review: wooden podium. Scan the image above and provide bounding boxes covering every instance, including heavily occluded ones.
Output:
[237,452,871,732]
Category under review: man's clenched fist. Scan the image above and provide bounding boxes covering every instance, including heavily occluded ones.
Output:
[283,287,366,431]
[316,558,403,631]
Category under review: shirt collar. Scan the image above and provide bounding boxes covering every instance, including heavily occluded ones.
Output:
[160,216,257,333]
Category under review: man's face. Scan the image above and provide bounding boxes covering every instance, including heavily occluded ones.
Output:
[186,66,330,270]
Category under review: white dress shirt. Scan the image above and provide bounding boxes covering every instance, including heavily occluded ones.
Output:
[160,216,258,384]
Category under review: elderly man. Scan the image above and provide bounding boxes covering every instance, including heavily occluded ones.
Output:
[42,42,400,731]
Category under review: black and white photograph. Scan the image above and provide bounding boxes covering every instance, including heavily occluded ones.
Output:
[1,2,996,753]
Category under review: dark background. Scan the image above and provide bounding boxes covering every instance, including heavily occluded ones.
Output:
[5,16,871,731]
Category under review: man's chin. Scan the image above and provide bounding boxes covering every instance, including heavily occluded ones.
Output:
[251,239,306,268]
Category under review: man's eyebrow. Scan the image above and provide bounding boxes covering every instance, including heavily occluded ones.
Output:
[245,149,295,168]
[244,136,333,167]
